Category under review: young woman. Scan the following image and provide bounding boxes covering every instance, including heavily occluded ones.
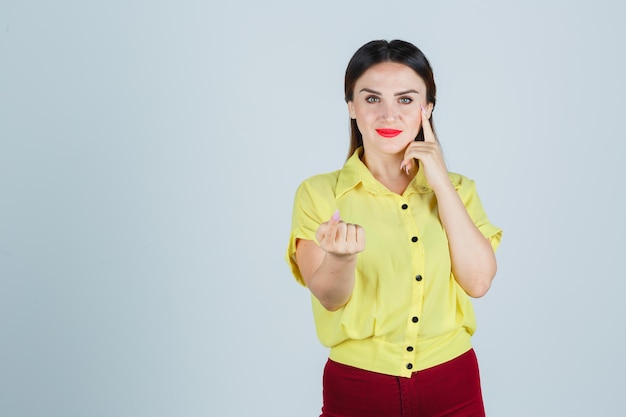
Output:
[286,39,502,417]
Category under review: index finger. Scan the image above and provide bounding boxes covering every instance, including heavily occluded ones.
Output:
[421,105,436,143]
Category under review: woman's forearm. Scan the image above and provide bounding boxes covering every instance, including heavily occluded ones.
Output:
[433,182,497,298]
[296,239,358,311]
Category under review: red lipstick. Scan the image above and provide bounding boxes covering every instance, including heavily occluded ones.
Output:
[376,129,402,138]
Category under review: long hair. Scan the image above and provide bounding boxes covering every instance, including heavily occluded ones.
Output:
[344,40,437,159]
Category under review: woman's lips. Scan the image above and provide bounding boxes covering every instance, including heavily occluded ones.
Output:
[376,129,403,138]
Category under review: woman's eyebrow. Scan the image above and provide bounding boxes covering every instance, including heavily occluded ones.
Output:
[358,88,420,96]
[359,88,381,95]
[394,89,419,96]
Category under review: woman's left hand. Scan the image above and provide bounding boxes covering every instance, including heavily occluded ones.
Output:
[400,106,449,190]
[401,105,497,297]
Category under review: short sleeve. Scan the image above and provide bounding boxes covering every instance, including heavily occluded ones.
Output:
[453,174,503,252]
[285,176,337,286]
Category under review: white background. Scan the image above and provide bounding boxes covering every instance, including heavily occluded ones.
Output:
[1,1,625,416]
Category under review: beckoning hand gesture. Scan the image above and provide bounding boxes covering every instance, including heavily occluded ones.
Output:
[315,210,365,256]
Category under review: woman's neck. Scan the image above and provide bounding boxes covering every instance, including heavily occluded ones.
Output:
[361,151,416,194]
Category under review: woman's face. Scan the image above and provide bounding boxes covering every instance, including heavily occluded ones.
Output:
[348,61,433,157]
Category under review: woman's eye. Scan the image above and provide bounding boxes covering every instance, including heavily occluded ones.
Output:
[398,97,413,104]
[365,96,380,103]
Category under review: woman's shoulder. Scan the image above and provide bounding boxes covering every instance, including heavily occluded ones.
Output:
[447,171,476,190]
[297,169,342,190]
[292,169,343,210]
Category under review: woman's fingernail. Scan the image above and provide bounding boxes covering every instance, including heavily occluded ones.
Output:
[421,104,426,115]
[400,162,405,171]
[332,209,341,222]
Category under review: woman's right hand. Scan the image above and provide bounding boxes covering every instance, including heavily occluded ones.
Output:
[315,210,366,256]
[296,210,364,310]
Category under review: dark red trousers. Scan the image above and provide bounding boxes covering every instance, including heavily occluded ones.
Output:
[320,349,485,417]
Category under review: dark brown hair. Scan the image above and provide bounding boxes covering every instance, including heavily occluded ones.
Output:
[344,39,437,158]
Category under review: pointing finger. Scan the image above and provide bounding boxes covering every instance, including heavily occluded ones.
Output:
[421,104,436,143]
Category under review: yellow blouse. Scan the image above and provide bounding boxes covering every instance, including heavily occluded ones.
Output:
[286,148,502,377]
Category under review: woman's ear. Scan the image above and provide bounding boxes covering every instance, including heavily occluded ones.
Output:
[347,101,356,119]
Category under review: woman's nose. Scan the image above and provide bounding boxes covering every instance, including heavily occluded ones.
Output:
[380,103,397,122]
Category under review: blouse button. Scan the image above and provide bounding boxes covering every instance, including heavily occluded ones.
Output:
[412,316,419,323]
[411,236,418,243]
[407,346,414,352]
[401,203,408,210]
[415,275,423,282]
[407,363,413,370]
